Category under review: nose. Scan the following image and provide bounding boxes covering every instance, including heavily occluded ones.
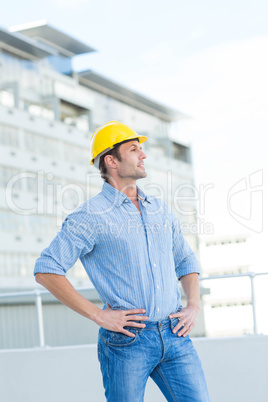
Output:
[139,150,147,160]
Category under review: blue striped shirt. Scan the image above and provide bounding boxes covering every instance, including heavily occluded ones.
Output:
[34,181,200,321]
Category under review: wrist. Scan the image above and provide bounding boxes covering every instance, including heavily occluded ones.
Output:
[88,305,102,324]
[187,301,201,312]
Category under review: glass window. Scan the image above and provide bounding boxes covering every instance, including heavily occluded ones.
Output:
[63,143,89,166]
[24,131,60,158]
[0,210,26,233]
[0,167,20,188]
[0,124,19,148]
[0,252,51,277]
[172,142,191,163]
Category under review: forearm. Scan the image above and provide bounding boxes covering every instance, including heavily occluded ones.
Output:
[35,273,100,322]
[180,273,201,311]
[35,273,148,337]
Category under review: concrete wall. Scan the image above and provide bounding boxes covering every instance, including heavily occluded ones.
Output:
[0,336,267,402]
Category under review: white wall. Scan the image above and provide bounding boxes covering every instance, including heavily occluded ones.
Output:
[0,336,267,402]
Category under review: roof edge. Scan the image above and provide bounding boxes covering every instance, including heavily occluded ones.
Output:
[78,69,187,122]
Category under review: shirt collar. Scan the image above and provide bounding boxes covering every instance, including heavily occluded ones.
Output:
[137,185,151,205]
[101,181,151,207]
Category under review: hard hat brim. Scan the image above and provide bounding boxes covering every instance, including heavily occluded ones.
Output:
[90,134,148,165]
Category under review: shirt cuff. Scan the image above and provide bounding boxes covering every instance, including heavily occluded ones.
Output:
[34,257,66,276]
[176,253,201,280]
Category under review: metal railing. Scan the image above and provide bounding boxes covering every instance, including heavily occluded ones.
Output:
[0,285,90,348]
[0,273,267,347]
[199,272,268,336]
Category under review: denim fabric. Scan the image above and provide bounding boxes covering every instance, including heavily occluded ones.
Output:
[98,318,210,402]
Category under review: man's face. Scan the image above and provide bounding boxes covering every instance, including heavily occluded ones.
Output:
[116,140,147,181]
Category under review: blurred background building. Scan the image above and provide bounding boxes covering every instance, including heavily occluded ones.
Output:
[0,21,206,348]
[199,234,254,337]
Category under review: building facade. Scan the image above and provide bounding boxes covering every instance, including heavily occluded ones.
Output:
[0,22,205,347]
[0,22,199,291]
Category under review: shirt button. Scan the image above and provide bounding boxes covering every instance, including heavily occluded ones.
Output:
[157,285,160,289]
[153,263,156,267]
[148,240,151,245]
[157,308,160,312]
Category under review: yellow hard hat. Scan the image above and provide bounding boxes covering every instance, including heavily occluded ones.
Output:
[90,121,148,168]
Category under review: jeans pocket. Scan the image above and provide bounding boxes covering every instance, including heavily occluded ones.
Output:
[100,327,140,347]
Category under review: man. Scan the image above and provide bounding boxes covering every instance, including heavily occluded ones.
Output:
[34,121,210,401]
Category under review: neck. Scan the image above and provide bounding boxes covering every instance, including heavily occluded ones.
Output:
[108,178,138,201]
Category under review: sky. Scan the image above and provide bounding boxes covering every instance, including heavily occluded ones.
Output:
[1,0,268,269]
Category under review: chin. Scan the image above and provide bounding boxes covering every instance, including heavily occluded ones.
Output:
[138,171,147,179]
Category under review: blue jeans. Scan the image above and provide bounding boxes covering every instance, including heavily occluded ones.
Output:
[97,318,210,401]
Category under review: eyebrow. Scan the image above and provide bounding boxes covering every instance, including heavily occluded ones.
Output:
[130,143,142,150]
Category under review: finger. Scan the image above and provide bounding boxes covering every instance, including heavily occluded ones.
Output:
[126,315,149,321]
[172,324,182,334]
[181,328,191,337]
[178,324,192,337]
[169,311,184,319]
[178,327,191,337]
[125,309,146,315]
[120,329,136,338]
[124,321,146,329]
[172,322,185,334]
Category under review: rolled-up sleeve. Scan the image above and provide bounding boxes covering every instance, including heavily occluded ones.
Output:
[172,213,201,280]
[34,211,95,276]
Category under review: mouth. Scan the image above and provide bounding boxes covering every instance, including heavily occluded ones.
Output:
[138,163,145,168]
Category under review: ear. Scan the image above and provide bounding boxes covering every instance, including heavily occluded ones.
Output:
[104,154,118,169]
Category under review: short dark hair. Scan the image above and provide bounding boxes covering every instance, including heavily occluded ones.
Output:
[99,146,122,182]
[99,138,139,182]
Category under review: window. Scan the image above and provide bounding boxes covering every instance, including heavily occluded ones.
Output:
[172,142,191,163]
[0,166,21,188]
[60,100,89,132]
[24,131,60,158]
[0,252,38,277]
[0,124,19,148]
[0,209,25,233]
[63,143,89,166]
